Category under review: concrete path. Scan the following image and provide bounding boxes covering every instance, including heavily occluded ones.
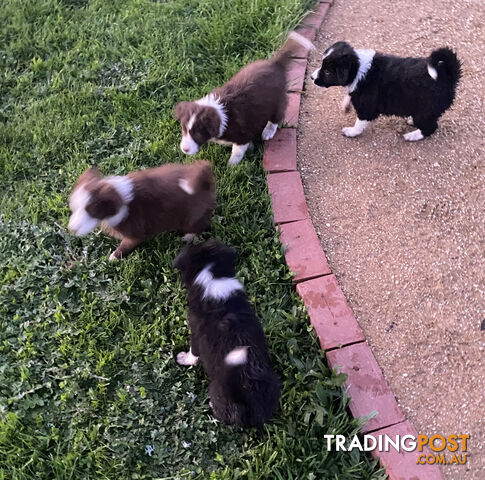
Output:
[298,1,485,478]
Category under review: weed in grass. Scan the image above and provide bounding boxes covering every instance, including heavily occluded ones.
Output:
[1,1,386,479]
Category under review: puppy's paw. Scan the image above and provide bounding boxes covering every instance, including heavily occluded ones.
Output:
[341,94,352,113]
[228,155,243,166]
[109,251,120,261]
[403,129,424,142]
[406,116,414,126]
[177,351,199,366]
[342,126,362,138]
[182,233,195,243]
[261,122,278,141]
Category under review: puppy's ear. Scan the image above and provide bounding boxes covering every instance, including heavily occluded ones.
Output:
[199,108,220,139]
[174,102,189,121]
[218,244,237,268]
[76,166,102,187]
[86,184,120,219]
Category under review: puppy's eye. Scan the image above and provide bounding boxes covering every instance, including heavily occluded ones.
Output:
[323,69,331,75]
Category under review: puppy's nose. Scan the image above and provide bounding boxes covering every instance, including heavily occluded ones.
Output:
[182,146,190,153]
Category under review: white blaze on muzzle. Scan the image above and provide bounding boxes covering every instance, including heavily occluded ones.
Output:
[68,209,99,235]
[68,185,99,236]
[180,133,200,155]
[180,113,199,155]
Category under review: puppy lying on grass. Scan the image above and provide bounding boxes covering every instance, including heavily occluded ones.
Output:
[68,161,215,260]
[174,240,280,427]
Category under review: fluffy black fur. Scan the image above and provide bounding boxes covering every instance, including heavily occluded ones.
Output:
[173,240,280,427]
[312,41,461,138]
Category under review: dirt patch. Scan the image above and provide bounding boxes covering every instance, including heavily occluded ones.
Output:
[298,0,485,478]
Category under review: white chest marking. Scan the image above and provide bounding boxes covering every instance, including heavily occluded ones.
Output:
[194,264,243,301]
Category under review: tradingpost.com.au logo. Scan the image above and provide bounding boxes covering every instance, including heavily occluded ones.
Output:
[324,434,469,466]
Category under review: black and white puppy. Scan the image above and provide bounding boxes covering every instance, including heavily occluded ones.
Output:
[174,240,280,427]
[311,42,461,141]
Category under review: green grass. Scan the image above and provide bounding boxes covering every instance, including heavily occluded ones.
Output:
[0,1,386,479]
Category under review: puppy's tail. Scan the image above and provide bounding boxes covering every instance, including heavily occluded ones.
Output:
[271,31,314,68]
[224,346,248,367]
[178,160,215,196]
[219,347,279,428]
[427,47,462,86]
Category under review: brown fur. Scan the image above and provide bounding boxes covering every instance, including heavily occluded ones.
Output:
[174,31,313,156]
[69,161,216,260]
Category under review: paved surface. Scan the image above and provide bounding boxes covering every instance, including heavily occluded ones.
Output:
[298,0,485,478]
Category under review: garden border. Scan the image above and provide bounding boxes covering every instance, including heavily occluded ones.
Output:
[264,1,444,478]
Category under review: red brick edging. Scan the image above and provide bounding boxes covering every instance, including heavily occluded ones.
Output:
[264,2,444,478]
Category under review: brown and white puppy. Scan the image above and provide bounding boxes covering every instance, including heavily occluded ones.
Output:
[174,31,314,165]
[68,161,216,260]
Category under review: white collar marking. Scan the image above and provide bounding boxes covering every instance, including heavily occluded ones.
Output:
[347,49,375,93]
[196,94,228,138]
[104,176,134,204]
[106,204,129,227]
[194,264,243,301]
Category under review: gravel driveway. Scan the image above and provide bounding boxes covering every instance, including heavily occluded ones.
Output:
[298,0,485,478]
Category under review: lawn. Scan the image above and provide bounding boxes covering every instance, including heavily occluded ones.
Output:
[0,1,385,479]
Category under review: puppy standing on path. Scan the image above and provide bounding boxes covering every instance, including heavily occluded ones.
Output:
[174,31,314,165]
[174,240,280,427]
[68,161,215,260]
[311,42,461,141]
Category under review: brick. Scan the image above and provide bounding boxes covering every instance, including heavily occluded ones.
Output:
[314,2,331,20]
[371,421,444,480]
[301,9,327,31]
[263,128,297,173]
[295,25,317,42]
[267,171,308,224]
[320,0,333,5]
[284,92,300,127]
[279,219,331,282]
[297,275,365,349]
[326,343,405,432]
[287,58,307,92]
